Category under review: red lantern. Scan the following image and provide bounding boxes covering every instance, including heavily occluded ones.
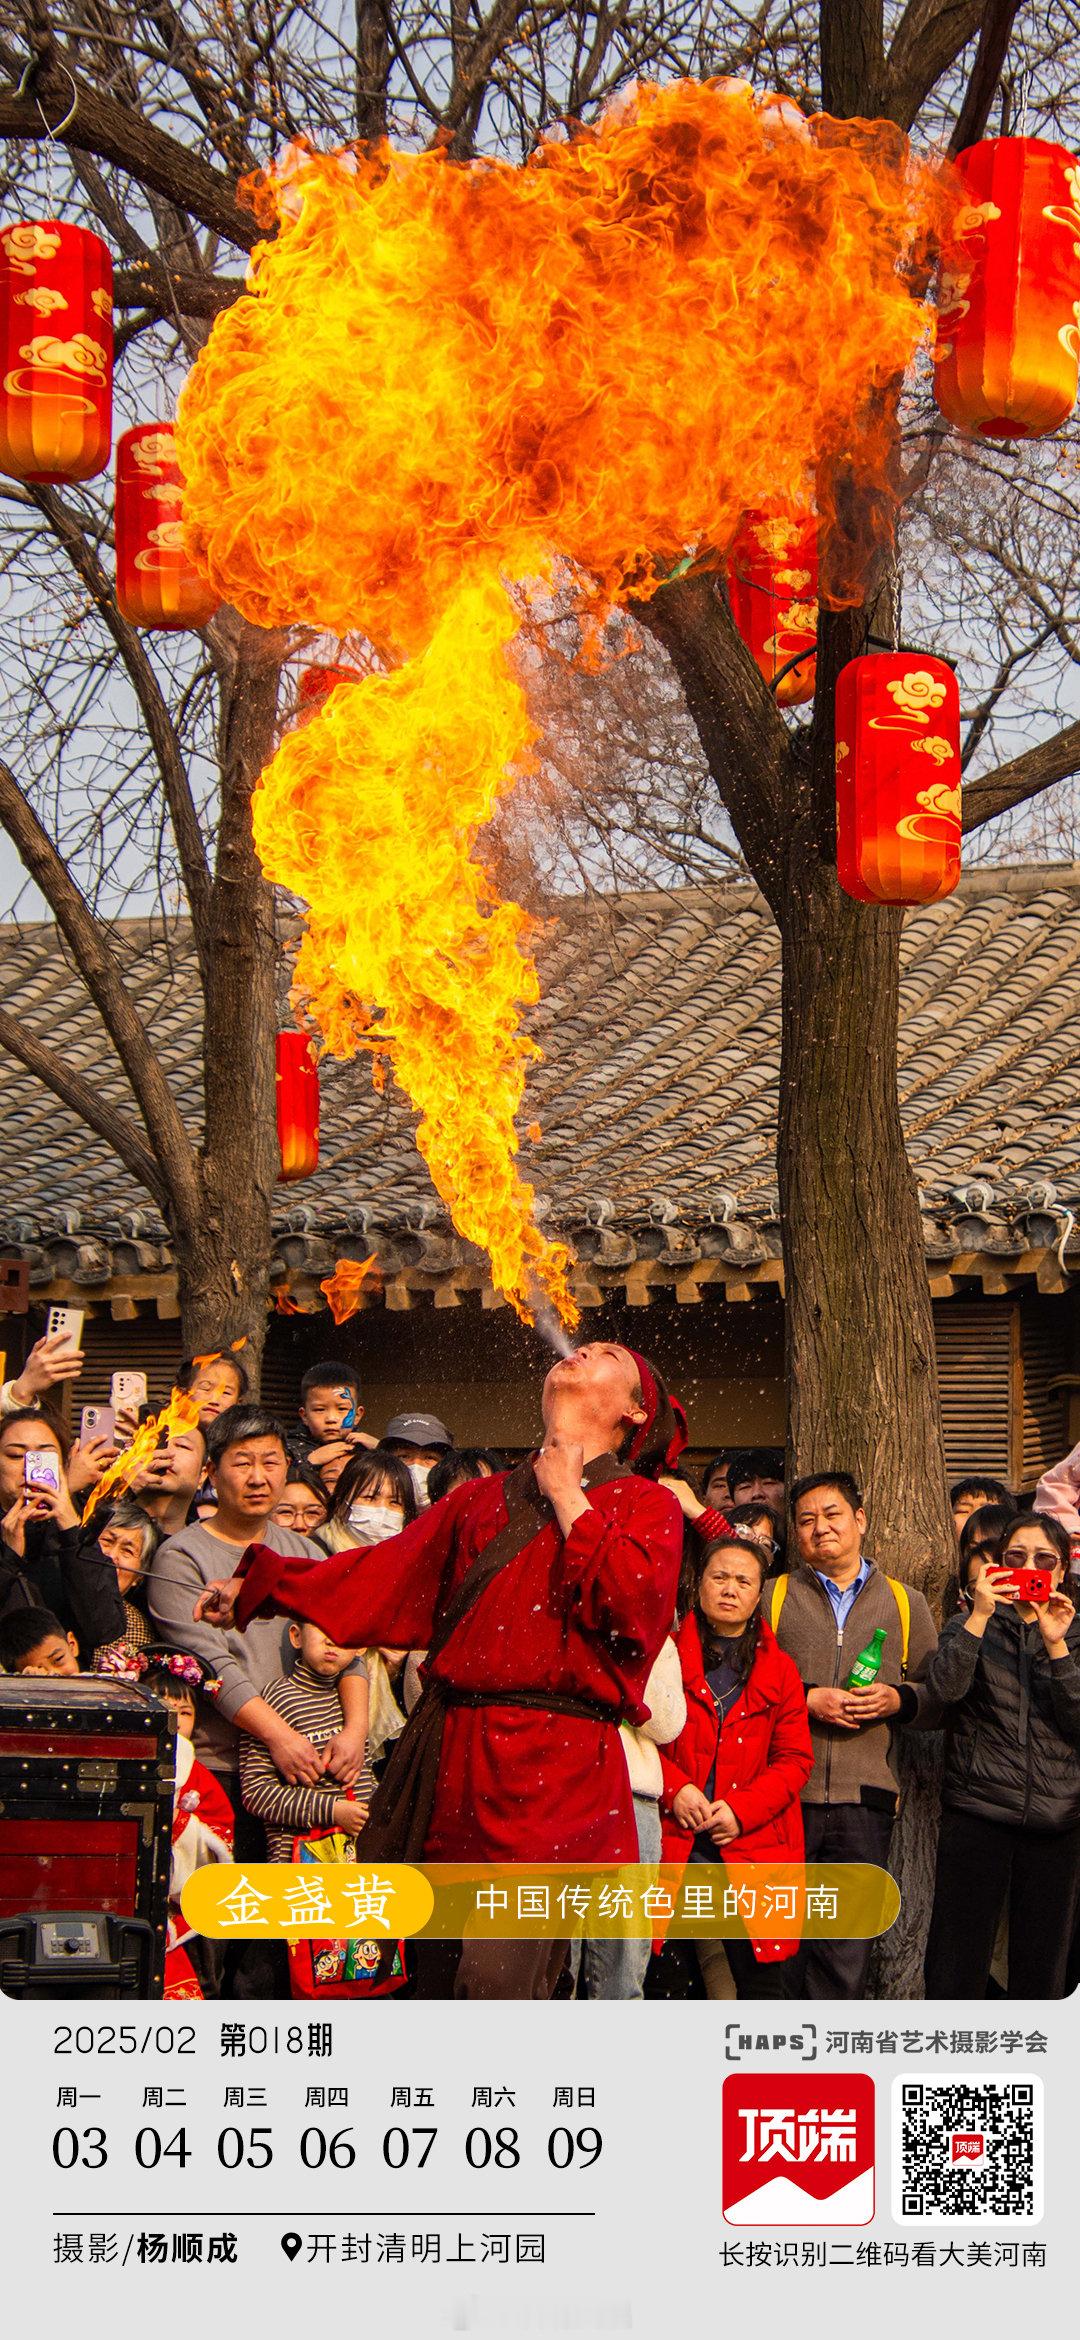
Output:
[727,510,818,705]
[276,1033,320,1181]
[296,664,361,707]
[934,138,1080,439]
[115,422,220,629]
[0,220,112,482]
[835,654,961,905]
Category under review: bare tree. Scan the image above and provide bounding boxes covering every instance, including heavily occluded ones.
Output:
[0,0,1078,1491]
[0,0,726,1368]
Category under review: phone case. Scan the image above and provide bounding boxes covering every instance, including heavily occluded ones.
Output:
[24,1452,60,1492]
[45,1306,84,1348]
[997,1567,1053,1602]
[111,1372,148,1408]
[80,1406,115,1445]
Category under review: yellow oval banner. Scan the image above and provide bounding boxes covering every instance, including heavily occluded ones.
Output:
[181,1860,435,1940]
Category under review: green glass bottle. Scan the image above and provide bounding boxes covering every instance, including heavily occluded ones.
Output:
[844,1626,887,1689]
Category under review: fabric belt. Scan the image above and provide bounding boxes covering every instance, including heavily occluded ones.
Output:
[440,1685,617,1726]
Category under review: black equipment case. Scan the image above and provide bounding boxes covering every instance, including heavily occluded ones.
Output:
[0,1676,174,1998]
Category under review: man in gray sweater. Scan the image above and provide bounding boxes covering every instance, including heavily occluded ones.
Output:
[763,1470,939,1999]
[148,1404,369,1824]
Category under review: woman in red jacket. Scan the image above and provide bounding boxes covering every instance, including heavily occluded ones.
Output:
[658,1536,812,1999]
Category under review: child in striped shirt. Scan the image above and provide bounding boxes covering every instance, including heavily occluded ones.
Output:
[239,1620,375,1859]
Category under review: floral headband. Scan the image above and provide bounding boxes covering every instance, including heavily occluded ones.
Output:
[97,1645,220,1695]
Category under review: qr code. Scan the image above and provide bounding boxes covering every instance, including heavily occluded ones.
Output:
[891,2076,1042,2224]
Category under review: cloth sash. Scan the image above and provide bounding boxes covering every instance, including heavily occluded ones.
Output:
[358,1452,627,1861]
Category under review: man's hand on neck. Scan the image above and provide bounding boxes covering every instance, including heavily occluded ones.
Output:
[534,1432,592,1537]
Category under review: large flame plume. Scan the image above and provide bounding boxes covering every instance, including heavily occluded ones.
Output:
[178,79,959,1322]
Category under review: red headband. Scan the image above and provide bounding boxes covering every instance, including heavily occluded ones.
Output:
[625,1351,688,1470]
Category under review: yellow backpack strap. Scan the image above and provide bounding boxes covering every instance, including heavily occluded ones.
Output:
[885,1577,911,1678]
[770,1574,788,1634]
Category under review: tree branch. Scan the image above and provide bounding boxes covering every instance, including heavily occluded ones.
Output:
[949,0,1021,152]
[0,755,200,1214]
[635,573,793,913]
[962,720,1080,831]
[885,0,984,129]
[0,48,258,250]
[113,261,245,318]
[29,486,214,970]
[0,1007,167,1206]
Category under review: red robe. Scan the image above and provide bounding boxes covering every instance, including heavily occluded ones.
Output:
[236,1467,683,1863]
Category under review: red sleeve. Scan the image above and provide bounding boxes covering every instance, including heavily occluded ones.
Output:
[554,1479,682,1668]
[234,1487,469,1648]
[724,1656,813,1836]
[694,1506,733,1542]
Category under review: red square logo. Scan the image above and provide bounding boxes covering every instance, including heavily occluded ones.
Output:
[722,2073,876,2225]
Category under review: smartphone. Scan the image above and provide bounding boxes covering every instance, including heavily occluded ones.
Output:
[24,1450,61,1495]
[994,1566,1053,1604]
[111,1370,148,1411]
[46,1304,84,1353]
[80,1403,115,1446]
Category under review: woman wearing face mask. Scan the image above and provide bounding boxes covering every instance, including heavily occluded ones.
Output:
[654,1536,812,1999]
[924,1510,1080,1999]
[316,1453,418,1768]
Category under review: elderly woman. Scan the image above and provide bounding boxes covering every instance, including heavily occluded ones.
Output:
[657,1535,812,1999]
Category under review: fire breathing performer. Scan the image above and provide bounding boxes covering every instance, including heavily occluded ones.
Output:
[194,1343,684,1997]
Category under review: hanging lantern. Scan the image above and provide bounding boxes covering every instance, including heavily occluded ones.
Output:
[835,654,961,905]
[276,1033,320,1181]
[296,664,361,708]
[934,138,1080,439]
[115,422,220,629]
[0,220,112,483]
[727,510,818,704]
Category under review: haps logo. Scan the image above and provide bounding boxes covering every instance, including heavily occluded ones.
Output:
[951,2133,986,2164]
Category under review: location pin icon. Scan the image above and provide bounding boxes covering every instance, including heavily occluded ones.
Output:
[281,2233,303,2262]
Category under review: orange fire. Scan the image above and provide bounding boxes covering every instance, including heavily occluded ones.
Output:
[178,81,960,1322]
[83,1387,202,1522]
[320,1253,379,1325]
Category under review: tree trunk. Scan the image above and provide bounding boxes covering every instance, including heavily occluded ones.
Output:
[777,856,949,2000]
[172,1167,275,1382]
[168,622,286,1389]
[776,856,952,1599]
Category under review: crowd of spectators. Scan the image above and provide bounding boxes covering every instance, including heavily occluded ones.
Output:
[2,1328,1079,2003]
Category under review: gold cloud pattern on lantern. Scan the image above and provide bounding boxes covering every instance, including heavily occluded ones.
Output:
[911,734,956,763]
[131,429,179,470]
[896,780,962,839]
[15,286,68,315]
[884,668,948,718]
[16,331,109,379]
[0,223,62,273]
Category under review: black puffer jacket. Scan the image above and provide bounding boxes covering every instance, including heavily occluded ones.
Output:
[927,1606,1080,1830]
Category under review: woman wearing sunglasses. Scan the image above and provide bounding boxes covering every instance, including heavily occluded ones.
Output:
[924,1510,1080,1998]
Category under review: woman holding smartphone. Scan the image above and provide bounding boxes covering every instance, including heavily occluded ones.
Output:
[924,1510,1080,1999]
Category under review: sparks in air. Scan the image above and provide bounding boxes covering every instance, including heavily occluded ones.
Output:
[178,80,963,1324]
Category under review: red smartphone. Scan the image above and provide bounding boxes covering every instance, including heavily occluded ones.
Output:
[994,1567,1053,1604]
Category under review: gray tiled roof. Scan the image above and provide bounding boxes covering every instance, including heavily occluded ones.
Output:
[1,865,1078,1287]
